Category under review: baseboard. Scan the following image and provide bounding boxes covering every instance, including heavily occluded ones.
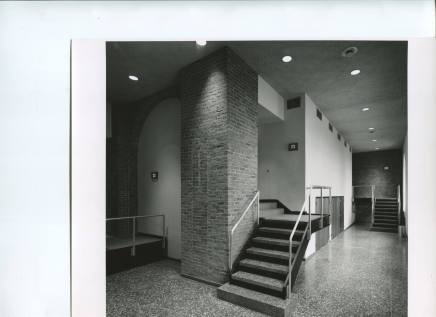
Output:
[181,273,222,287]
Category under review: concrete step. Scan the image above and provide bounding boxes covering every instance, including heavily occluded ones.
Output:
[246,247,290,261]
[252,237,299,247]
[260,208,285,218]
[375,211,397,215]
[375,206,397,210]
[231,271,284,292]
[370,226,397,233]
[217,283,291,317]
[260,202,278,210]
[373,222,397,227]
[258,227,304,236]
[239,258,288,276]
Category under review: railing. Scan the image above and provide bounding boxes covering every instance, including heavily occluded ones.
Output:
[284,185,332,297]
[397,184,401,225]
[228,191,259,273]
[352,185,375,224]
[106,214,166,256]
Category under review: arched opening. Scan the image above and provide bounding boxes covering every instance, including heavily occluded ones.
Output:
[137,97,181,259]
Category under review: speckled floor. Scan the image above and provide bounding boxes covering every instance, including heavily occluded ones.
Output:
[291,224,407,317]
[107,225,407,317]
[106,259,265,317]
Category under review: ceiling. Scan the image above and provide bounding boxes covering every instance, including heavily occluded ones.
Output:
[107,41,407,153]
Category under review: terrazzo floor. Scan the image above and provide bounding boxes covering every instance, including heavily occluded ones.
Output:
[107,225,407,317]
[291,224,407,316]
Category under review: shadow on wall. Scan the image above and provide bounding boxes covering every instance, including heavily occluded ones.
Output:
[137,97,181,260]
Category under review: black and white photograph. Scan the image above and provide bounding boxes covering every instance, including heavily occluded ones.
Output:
[0,1,435,317]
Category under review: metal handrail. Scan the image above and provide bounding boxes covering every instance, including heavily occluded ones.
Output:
[285,185,332,297]
[106,214,166,256]
[397,184,401,225]
[229,191,260,272]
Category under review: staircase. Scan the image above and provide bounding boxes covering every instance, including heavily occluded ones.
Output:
[371,198,399,233]
[218,200,329,317]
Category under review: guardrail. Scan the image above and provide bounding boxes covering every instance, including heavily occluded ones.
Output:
[284,185,332,297]
[106,214,166,256]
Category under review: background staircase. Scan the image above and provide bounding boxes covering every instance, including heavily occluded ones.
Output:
[371,198,399,233]
[218,200,328,317]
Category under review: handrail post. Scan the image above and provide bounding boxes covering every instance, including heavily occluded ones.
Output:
[329,187,332,216]
[320,188,324,228]
[308,189,312,237]
[257,192,260,226]
[371,185,375,225]
[162,215,166,249]
[397,184,401,225]
[131,217,136,256]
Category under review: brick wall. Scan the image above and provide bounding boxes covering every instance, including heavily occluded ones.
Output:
[353,149,402,198]
[180,47,258,284]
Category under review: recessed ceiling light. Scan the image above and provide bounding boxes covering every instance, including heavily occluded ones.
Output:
[372,139,377,142]
[350,69,361,76]
[128,75,139,81]
[362,107,370,112]
[196,40,207,46]
[368,127,375,130]
[282,55,292,63]
[375,147,380,150]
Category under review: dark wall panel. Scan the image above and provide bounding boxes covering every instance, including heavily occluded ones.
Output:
[353,150,402,198]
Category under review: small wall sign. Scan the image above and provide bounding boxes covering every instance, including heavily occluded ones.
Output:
[151,171,159,182]
[288,142,298,151]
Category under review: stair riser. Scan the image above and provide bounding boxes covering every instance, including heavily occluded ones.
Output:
[255,231,303,241]
[371,228,397,233]
[230,279,285,299]
[374,217,397,221]
[237,265,288,281]
[245,253,289,266]
[260,219,306,230]
[373,224,397,228]
[374,217,398,221]
[217,285,290,317]
[252,241,299,253]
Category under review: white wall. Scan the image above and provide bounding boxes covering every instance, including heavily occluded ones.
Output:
[258,75,285,121]
[137,98,181,260]
[305,94,354,229]
[408,39,436,317]
[71,40,106,317]
[258,105,305,210]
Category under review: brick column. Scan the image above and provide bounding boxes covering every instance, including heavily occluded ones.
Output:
[180,47,258,284]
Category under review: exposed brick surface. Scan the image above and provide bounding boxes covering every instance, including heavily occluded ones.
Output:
[353,150,402,198]
[180,47,258,284]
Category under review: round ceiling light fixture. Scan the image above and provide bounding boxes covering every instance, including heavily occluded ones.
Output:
[196,40,207,46]
[342,46,358,58]
[375,147,380,150]
[368,127,375,130]
[372,139,377,142]
[362,107,370,112]
[350,69,361,76]
[128,75,139,81]
[282,55,292,63]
